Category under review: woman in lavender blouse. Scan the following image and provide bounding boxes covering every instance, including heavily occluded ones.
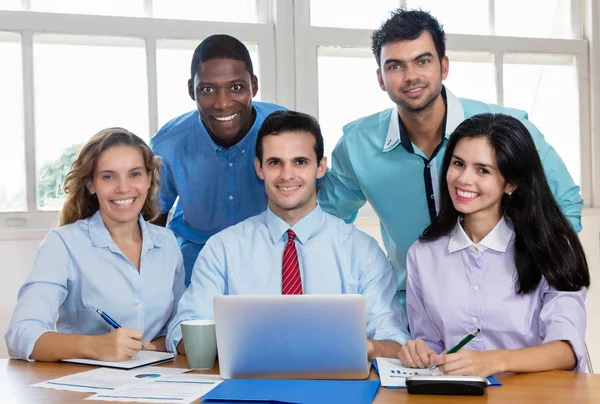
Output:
[399,113,590,376]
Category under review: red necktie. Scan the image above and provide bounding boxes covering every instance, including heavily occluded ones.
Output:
[282,229,303,295]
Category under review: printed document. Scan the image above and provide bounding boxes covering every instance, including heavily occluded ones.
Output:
[86,373,223,403]
[31,366,188,393]
[376,357,443,387]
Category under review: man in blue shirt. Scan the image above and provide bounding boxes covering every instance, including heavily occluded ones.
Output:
[150,35,285,286]
[317,9,583,308]
[167,110,410,358]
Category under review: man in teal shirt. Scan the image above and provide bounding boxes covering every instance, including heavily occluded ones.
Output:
[317,9,583,307]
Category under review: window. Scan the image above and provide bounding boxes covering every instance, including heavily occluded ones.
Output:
[317,47,391,159]
[0,0,20,11]
[0,32,25,212]
[503,54,580,184]
[495,0,576,39]
[33,35,148,210]
[152,0,258,23]
[29,0,144,17]
[0,1,276,227]
[295,0,590,210]
[444,52,496,104]
[0,0,595,225]
[405,0,489,35]
[310,0,398,29]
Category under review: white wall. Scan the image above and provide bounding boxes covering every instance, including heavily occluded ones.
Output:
[0,233,45,358]
[1,212,599,372]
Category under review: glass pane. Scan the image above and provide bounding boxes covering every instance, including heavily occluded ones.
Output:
[153,0,257,23]
[0,33,26,212]
[503,54,580,185]
[156,39,261,128]
[0,0,21,11]
[34,35,149,210]
[495,0,574,39]
[317,47,392,161]
[444,52,496,104]
[406,0,489,35]
[310,0,399,29]
[30,0,144,17]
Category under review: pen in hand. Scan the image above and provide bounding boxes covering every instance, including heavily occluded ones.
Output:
[96,309,121,329]
[430,328,481,371]
[96,309,146,351]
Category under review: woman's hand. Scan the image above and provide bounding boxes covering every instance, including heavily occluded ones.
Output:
[144,336,167,352]
[430,349,503,376]
[91,328,144,361]
[397,338,437,368]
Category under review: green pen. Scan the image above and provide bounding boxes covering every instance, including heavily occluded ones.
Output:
[430,328,481,370]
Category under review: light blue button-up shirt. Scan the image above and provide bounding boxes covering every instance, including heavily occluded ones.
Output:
[318,87,583,308]
[150,102,286,286]
[406,218,586,372]
[166,205,411,352]
[5,211,186,360]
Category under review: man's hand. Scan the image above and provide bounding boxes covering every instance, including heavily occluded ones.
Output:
[91,328,144,362]
[397,338,436,368]
[430,349,503,377]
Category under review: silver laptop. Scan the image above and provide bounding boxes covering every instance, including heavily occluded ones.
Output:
[213,294,369,379]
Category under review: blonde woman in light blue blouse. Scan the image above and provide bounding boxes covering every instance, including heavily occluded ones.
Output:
[5,128,185,362]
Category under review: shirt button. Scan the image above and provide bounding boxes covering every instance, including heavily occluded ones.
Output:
[228,195,234,200]
[228,162,233,167]
[137,303,143,309]
[474,246,479,252]
[470,317,478,324]
[241,149,245,154]
[472,285,479,292]
[430,194,434,199]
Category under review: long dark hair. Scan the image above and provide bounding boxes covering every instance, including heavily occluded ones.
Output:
[421,113,589,294]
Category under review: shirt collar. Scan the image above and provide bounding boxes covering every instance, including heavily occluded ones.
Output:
[382,86,464,153]
[88,210,161,251]
[265,204,324,245]
[448,216,514,253]
[199,106,258,155]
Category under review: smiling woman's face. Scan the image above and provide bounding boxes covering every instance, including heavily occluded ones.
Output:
[446,136,514,223]
[87,145,151,229]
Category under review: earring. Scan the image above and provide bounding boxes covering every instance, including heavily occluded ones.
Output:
[507,191,513,196]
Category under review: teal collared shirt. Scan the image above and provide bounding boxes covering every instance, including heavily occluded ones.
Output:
[166,205,410,352]
[318,86,583,307]
[5,211,186,360]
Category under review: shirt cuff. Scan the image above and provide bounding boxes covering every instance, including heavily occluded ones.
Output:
[370,327,411,346]
[543,325,586,372]
[166,324,183,354]
[6,326,53,362]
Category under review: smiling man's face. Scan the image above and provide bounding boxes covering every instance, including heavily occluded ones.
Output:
[377,31,448,114]
[188,58,258,148]
[254,130,327,225]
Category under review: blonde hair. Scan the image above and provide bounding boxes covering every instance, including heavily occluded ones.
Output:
[58,127,161,226]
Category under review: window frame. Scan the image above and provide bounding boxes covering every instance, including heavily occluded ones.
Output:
[0,0,293,230]
[294,0,594,214]
[0,0,598,232]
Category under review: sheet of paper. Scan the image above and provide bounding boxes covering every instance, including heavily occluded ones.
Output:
[62,350,175,369]
[86,374,223,403]
[376,357,443,387]
[31,366,189,393]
